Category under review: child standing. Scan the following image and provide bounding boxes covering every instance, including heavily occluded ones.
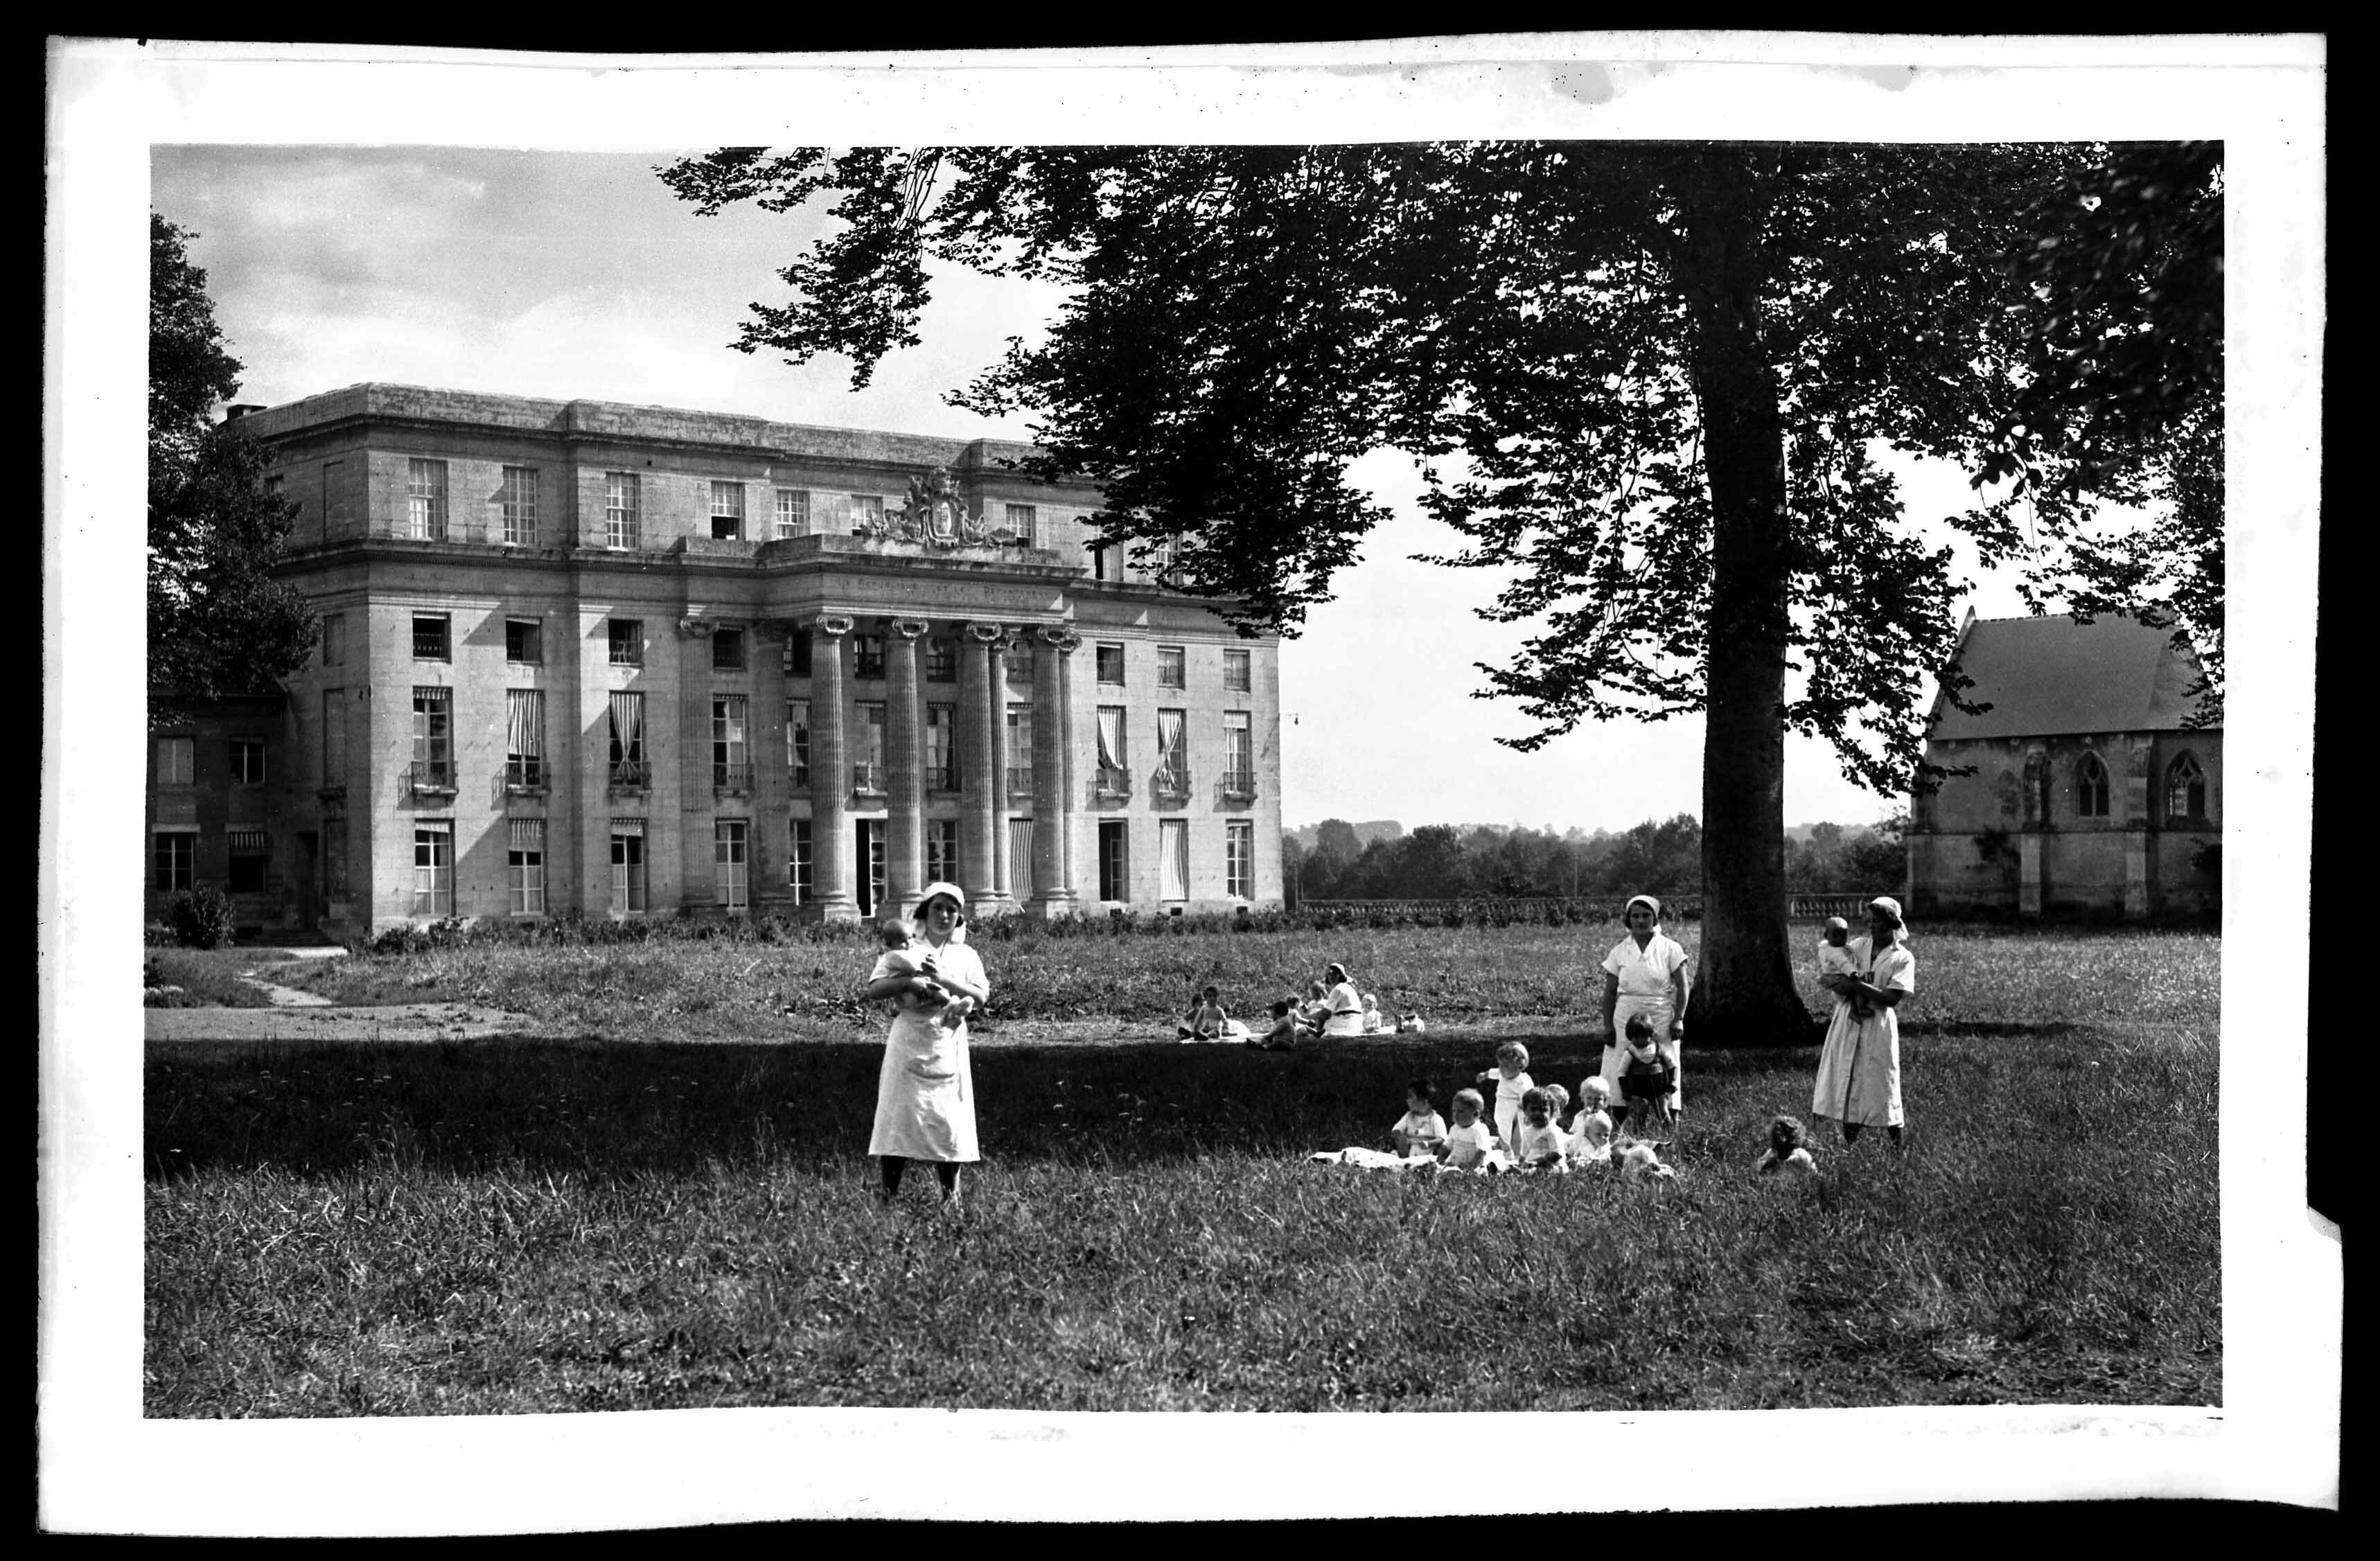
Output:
[1391,1077,1448,1159]
[1437,1088,1500,1170]
[1617,1015,1674,1136]
[1510,1087,1568,1170]
[1567,1077,1616,1165]
[1476,1042,1535,1152]
[1756,1115,1819,1177]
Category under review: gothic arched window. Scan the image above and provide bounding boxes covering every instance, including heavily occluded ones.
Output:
[2167,752,2207,820]
[2076,752,2110,819]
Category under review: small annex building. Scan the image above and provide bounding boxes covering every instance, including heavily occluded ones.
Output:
[1905,610,2220,920]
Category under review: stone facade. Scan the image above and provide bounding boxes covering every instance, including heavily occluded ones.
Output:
[148,385,1285,936]
[1905,612,2221,920]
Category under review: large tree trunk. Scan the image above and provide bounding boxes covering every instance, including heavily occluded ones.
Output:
[1673,152,1824,1046]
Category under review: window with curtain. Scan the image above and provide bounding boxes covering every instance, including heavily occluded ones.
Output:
[1224,710,1254,794]
[1006,703,1034,795]
[856,702,888,791]
[228,829,270,894]
[926,703,957,789]
[610,818,646,911]
[412,687,452,786]
[508,819,545,915]
[927,819,958,884]
[506,689,544,788]
[412,821,452,915]
[1159,818,1189,902]
[1156,708,1188,793]
[407,459,447,540]
[608,691,646,784]
[713,696,750,788]
[1095,705,1127,791]
[786,698,810,784]
[1009,818,1036,899]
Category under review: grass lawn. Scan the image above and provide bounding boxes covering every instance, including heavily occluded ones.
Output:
[144,947,294,1009]
[144,924,2219,1415]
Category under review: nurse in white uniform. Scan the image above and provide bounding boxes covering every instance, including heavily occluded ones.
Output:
[1598,894,1691,1127]
[865,882,990,1206]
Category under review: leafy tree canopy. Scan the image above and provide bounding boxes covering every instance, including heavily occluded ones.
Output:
[150,213,317,719]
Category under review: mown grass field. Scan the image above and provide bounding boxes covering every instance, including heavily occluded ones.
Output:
[146,922,2219,1415]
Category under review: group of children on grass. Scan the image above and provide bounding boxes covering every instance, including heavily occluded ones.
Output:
[1176,980,1426,1048]
[1351,1034,1819,1181]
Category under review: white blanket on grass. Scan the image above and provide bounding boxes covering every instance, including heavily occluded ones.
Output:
[1182,1020,1255,1043]
[1310,1147,1519,1173]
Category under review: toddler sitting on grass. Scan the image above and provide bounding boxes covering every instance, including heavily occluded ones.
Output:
[1246,996,1301,1051]
[1436,1088,1504,1171]
[1391,1078,1448,1159]
[1756,1115,1819,1178]
[1567,1077,1616,1166]
[876,919,971,1030]
[1397,1007,1427,1034]
[1510,1087,1569,1171]
[1177,984,1230,1041]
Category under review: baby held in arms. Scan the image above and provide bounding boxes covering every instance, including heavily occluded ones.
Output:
[877,919,971,1030]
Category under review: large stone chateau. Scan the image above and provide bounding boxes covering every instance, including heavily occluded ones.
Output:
[144,385,1285,937]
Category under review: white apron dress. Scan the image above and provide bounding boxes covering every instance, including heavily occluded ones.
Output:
[866,937,987,1163]
[1319,980,1366,1038]
[1600,931,1689,1112]
[1810,934,1914,1129]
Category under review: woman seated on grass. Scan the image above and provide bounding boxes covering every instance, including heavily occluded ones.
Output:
[1317,964,1367,1037]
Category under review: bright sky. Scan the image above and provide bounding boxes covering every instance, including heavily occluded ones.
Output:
[158,144,2032,838]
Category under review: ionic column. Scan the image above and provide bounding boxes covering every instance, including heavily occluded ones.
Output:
[991,630,1022,906]
[886,617,928,908]
[1031,625,1080,915]
[809,615,857,920]
[961,621,1003,912]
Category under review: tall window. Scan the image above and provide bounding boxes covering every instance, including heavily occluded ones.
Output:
[926,819,958,885]
[1157,646,1186,688]
[412,687,452,787]
[1095,706,1128,793]
[716,820,749,910]
[861,821,888,915]
[1095,642,1125,685]
[1099,820,1129,902]
[774,488,810,539]
[1156,532,1183,581]
[610,820,647,912]
[1005,502,1037,545]
[608,691,646,785]
[712,627,747,671]
[506,689,545,788]
[506,617,542,663]
[2167,753,2207,819]
[412,822,452,916]
[784,635,812,678]
[786,698,811,784]
[154,831,195,892]
[1005,646,1033,685]
[1226,820,1254,900]
[1223,648,1251,693]
[854,634,885,680]
[320,612,344,667]
[710,480,746,540]
[1155,708,1188,795]
[1090,541,1111,581]
[229,829,270,894]
[2077,752,2110,819]
[713,695,750,788]
[1159,818,1189,902]
[321,691,345,787]
[926,703,957,790]
[413,613,450,660]
[850,494,885,531]
[231,739,265,785]
[157,737,194,786]
[324,818,347,899]
[605,472,641,549]
[406,459,448,540]
[608,617,642,667]
[500,466,538,545]
[856,701,888,792]
[1006,703,1034,795]
[508,820,545,915]
[788,818,813,900]
[1223,711,1254,795]
[924,638,957,682]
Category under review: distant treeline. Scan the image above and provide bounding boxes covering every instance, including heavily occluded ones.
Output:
[1283,814,1906,906]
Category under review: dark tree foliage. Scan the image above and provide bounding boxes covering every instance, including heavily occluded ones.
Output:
[150,215,317,721]
[658,142,2217,1039]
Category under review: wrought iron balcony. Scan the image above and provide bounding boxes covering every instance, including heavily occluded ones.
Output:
[1005,765,1036,797]
[608,759,649,790]
[412,630,450,660]
[408,760,455,793]
[1153,766,1192,798]
[853,761,887,794]
[714,761,753,791]
[1095,765,1132,796]
[1218,768,1258,801]
[505,758,545,791]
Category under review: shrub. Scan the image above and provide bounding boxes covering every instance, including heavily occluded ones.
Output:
[168,888,236,949]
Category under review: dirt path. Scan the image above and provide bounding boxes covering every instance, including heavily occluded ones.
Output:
[144,1002,554,1043]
